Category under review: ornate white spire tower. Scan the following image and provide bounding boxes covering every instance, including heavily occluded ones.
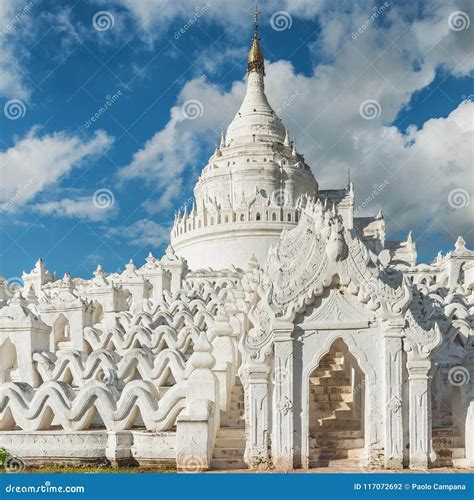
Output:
[171,9,318,270]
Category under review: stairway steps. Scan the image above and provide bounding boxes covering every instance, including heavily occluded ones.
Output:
[320,358,344,364]
[310,448,364,460]
[315,415,361,424]
[313,409,354,419]
[431,427,465,468]
[433,436,462,447]
[226,409,243,418]
[221,417,245,427]
[311,386,352,395]
[311,429,364,439]
[212,378,247,470]
[310,371,348,381]
[311,378,351,387]
[452,458,467,467]
[313,362,344,370]
[312,393,354,402]
[315,366,343,373]
[312,375,349,382]
[217,428,245,438]
[432,428,460,437]
[311,438,364,449]
[316,422,362,431]
[314,402,351,411]
[211,458,246,470]
[309,348,365,469]
[213,448,246,459]
[309,458,362,469]
[214,437,246,448]
[434,447,464,459]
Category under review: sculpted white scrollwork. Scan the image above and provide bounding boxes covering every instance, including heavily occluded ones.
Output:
[403,309,442,360]
[264,201,410,322]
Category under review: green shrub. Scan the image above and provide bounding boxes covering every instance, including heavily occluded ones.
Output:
[0,448,10,466]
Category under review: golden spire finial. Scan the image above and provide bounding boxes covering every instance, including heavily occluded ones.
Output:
[254,5,260,34]
[248,5,265,75]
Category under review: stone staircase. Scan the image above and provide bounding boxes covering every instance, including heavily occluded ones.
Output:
[432,427,464,468]
[211,378,247,470]
[308,349,364,467]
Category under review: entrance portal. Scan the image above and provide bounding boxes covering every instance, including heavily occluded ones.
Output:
[308,340,365,467]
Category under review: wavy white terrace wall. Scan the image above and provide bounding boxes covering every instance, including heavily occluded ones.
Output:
[1,430,176,466]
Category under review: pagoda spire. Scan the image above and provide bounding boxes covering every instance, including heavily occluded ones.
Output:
[247,6,265,75]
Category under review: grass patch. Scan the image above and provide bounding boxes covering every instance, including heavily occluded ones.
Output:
[1,464,177,474]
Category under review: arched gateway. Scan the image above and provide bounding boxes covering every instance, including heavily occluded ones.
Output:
[239,205,447,470]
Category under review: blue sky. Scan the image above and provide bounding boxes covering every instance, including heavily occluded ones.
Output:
[0,0,473,280]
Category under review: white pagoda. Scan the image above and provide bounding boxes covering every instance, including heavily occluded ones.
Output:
[0,12,472,472]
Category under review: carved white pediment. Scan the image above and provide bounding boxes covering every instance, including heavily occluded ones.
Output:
[300,289,370,329]
[265,201,411,321]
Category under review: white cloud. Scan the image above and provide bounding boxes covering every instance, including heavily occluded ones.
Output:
[0,1,125,100]
[107,218,170,248]
[0,128,114,209]
[258,62,473,241]
[198,46,248,76]
[102,0,251,42]
[70,0,473,253]
[102,0,325,42]
[351,101,474,237]
[33,195,119,222]
[117,110,198,184]
[0,0,34,99]
[117,76,245,210]
[117,0,474,247]
[142,179,183,214]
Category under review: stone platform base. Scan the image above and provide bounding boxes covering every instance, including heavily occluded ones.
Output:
[0,429,176,467]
